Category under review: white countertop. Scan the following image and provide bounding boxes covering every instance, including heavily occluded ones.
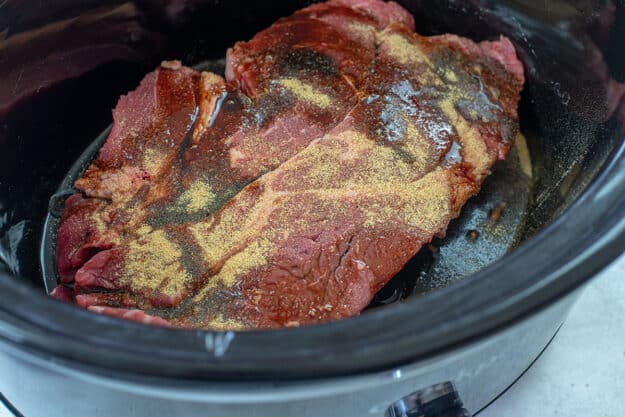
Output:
[2,255,624,417]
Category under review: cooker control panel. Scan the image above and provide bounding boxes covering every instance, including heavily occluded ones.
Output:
[386,382,470,417]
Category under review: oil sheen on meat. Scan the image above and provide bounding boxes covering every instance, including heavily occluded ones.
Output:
[53,0,525,329]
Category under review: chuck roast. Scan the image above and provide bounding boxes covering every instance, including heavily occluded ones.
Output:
[53,0,524,329]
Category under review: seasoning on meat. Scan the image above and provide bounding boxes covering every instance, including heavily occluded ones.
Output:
[52,0,524,329]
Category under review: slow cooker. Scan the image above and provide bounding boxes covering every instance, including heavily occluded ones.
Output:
[0,0,624,416]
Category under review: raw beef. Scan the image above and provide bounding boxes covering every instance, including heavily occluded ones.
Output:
[54,0,524,329]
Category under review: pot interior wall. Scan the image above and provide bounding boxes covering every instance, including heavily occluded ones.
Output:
[0,0,623,302]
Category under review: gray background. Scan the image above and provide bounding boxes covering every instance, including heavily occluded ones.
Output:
[1,255,623,417]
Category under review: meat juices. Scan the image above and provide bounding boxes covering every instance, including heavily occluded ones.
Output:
[53,0,524,329]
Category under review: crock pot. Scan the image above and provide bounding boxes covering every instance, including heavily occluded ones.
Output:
[0,1,624,416]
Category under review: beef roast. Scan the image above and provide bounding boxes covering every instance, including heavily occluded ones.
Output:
[53,0,524,329]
